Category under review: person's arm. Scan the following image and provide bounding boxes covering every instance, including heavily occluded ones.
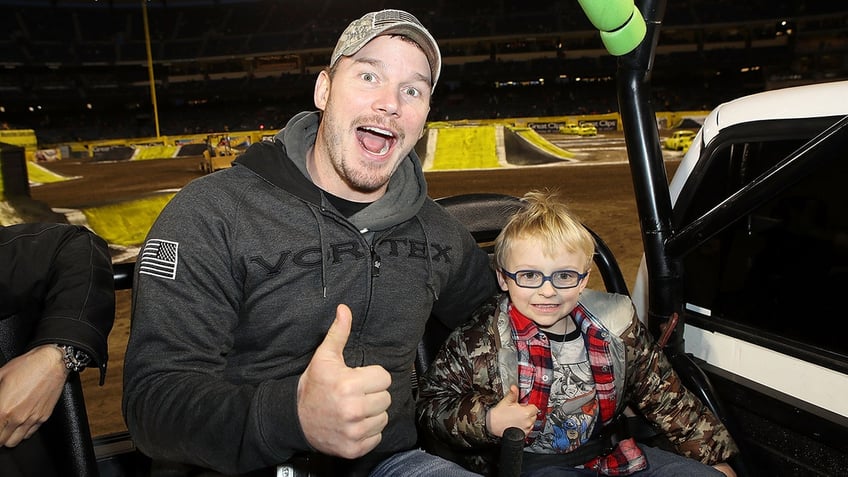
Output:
[122,183,284,473]
[124,179,403,473]
[429,215,498,327]
[416,312,502,448]
[123,179,329,474]
[0,223,115,446]
[0,344,68,447]
[625,314,740,466]
[25,223,116,381]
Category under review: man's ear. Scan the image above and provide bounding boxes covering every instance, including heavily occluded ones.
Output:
[314,70,330,110]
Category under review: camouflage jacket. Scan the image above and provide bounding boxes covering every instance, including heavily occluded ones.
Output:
[416,290,739,473]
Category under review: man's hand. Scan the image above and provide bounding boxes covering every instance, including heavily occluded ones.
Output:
[486,385,538,438]
[297,304,391,459]
[0,344,69,447]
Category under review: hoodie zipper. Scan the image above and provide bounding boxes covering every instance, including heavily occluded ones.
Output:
[371,245,381,277]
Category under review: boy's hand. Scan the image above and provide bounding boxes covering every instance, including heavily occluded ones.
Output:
[486,384,538,438]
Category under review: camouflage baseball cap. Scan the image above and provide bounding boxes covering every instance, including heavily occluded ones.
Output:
[330,9,441,92]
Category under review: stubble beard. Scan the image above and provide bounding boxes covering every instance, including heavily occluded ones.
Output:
[321,103,405,194]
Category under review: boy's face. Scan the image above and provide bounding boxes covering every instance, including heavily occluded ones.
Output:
[497,236,590,335]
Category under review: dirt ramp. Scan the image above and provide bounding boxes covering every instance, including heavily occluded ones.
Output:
[502,127,574,166]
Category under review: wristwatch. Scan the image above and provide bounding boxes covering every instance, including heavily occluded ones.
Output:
[56,344,92,372]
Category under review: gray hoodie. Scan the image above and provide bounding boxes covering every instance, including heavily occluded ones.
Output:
[122,111,497,475]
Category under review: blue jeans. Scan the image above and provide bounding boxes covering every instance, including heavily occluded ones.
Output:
[520,445,726,477]
[369,449,482,477]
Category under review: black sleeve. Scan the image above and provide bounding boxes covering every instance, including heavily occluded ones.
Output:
[0,223,115,381]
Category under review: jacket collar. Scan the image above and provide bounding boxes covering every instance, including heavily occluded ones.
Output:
[235,111,428,232]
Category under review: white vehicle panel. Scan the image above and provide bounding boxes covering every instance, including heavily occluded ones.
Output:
[634,80,848,418]
[684,324,848,418]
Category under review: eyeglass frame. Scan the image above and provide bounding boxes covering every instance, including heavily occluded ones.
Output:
[500,268,588,290]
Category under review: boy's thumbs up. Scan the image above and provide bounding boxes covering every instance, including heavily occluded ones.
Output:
[505,384,520,403]
[487,385,539,438]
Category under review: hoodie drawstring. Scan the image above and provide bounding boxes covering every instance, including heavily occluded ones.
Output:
[309,206,328,298]
[415,215,438,301]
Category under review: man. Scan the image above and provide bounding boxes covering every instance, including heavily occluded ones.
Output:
[0,222,115,476]
[123,9,497,477]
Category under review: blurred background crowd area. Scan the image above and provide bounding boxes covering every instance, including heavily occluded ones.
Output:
[1,0,846,145]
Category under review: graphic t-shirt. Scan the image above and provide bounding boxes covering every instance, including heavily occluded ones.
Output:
[525,323,598,455]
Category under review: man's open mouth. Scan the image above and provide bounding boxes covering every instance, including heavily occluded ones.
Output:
[356,126,395,155]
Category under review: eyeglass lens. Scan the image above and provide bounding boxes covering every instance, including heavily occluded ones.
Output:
[510,270,583,288]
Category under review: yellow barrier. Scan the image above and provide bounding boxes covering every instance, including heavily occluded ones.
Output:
[0,129,38,161]
[429,125,501,170]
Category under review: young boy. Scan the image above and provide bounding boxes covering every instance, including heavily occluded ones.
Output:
[416,189,739,476]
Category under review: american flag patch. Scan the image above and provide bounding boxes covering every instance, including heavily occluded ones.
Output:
[139,239,179,280]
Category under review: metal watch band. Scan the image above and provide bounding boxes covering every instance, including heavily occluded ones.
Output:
[57,344,92,372]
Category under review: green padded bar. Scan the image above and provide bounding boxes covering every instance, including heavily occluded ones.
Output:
[577,0,647,56]
[601,4,646,56]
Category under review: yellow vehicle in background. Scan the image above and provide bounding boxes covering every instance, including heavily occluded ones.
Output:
[662,130,696,151]
[199,134,240,173]
[559,122,598,136]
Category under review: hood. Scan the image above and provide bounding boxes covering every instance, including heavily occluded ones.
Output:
[234,111,428,233]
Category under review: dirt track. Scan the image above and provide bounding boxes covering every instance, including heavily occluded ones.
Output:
[29,136,680,438]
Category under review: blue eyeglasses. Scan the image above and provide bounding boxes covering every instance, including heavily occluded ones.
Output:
[500,268,588,289]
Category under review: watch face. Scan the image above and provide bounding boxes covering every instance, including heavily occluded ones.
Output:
[58,344,91,372]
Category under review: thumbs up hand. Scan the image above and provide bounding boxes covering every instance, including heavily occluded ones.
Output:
[485,385,539,438]
[297,304,392,458]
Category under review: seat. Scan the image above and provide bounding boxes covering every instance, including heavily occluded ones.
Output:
[112,261,135,291]
[415,193,632,477]
[46,374,100,477]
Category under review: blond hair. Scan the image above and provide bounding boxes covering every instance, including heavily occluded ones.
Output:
[494,189,595,271]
